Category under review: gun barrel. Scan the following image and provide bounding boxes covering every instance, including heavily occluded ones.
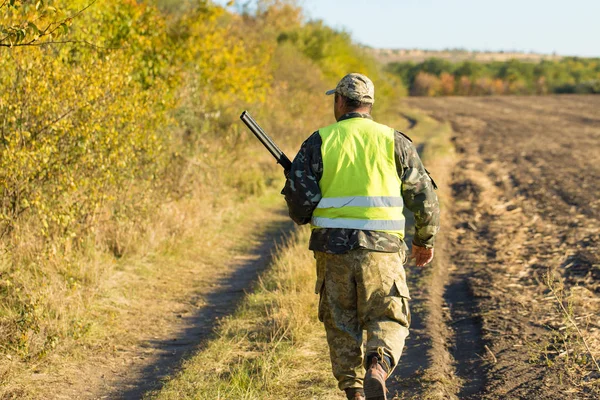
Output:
[240,111,292,171]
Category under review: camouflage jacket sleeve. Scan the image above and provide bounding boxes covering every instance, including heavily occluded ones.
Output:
[282,131,323,225]
[395,131,440,248]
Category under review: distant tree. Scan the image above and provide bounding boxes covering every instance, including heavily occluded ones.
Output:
[419,57,454,76]
[439,72,455,95]
[497,59,534,83]
[492,79,506,95]
[554,83,577,94]
[411,72,441,96]
[386,56,600,96]
[575,80,600,94]
[534,59,574,90]
[507,79,529,94]
[536,76,549,95]
[471,77,505,95]
[473,77,493,95]
[564,57,598,84]
[456,76,472,96]
[454,61,484,80]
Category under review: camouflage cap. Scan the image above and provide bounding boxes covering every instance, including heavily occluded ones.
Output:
[326,73,375,104]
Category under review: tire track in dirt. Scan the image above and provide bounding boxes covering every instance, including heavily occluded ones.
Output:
[386,115,432,399]
[388,113,461,400]
[442,171,491,399]
[387,211,432,399]
[389,204,462,400]
[444,275,486,398]
[423,117,488,400]
[444,136,557,399]
[386,115,434,399]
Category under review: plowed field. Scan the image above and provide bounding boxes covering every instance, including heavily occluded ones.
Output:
[404,95,600,399]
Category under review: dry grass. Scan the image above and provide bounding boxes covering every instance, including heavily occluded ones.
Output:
[149,227,343,400]
[0,185,291,399]
[542,269,600,390]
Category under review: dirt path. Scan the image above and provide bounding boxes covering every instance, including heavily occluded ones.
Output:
[111,214,294,399]
[404,95,600,399]
[386,118,430,399]
[37,200,295,400]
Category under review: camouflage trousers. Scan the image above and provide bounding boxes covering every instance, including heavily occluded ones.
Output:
[315,249,411,391]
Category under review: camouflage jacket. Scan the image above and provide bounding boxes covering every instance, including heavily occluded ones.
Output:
[282,112,439,254]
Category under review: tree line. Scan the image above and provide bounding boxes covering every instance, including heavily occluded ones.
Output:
[387,57,600,96]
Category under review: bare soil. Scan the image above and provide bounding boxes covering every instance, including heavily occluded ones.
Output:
[404,95,600,399]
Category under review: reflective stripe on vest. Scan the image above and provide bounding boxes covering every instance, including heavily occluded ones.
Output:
[311,117,405,237]
[312,217,405,231]
[316,196,404,209]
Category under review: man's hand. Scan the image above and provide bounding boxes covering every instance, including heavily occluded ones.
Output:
[411,245,434,267]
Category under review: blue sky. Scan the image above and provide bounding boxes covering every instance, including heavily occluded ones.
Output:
[216,0,600,57]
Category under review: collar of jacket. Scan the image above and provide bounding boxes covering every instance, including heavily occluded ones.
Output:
[338,112,373,122]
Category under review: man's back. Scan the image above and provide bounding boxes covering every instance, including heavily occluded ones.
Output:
[281,73,439,400]
[312,117,405,235]
[282,112,439,254]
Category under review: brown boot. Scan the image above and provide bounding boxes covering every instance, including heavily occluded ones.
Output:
[345,388,366,400]
[364,356,388,400]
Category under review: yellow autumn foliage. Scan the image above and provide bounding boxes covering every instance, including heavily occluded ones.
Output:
[0,0,70,47]
[0,0,403,369]
[1,0,173,250]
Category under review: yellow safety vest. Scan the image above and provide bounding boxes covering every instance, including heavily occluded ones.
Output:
[311,117,405,238]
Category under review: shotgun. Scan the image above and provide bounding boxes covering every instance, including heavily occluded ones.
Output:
[240,111,292,172]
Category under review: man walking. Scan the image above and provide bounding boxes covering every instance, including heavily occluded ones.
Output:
[282,73,439,400]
